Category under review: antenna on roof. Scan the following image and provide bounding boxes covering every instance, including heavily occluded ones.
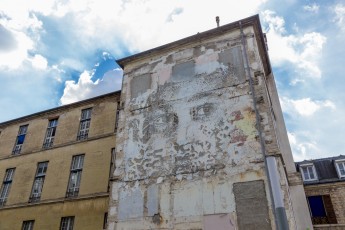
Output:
[216,16,220,28]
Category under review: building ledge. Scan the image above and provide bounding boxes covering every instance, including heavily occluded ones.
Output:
[0,132,115,161]
[0,192,109,210]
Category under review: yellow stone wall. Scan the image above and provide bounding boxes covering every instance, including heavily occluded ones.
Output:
[0,197,109,230]
[0,92,119,230]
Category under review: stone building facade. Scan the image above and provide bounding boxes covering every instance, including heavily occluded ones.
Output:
[296,156,345,229]
[108,15,312,229]
[0,92,120,230]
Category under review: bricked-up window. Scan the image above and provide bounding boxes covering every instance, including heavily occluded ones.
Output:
[22,220,35,230]
[66,155,84,197]
[308,195,337,224]
[43,119,58,148]
[335,160,345,178]
[300,164,318,182]
[60,216,74,230]
[77,108,92,141]
[29,162,48,202]
[0,168,15,206]
[12,125,28,155]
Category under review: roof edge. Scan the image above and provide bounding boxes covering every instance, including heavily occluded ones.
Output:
[0,90,121,127]
[116,14,269,72]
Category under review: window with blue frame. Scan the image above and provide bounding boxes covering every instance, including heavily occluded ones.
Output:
[12,125,28,155]
[308,195,337,224]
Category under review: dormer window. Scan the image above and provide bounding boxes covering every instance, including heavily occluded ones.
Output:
[300,164,318,182]
[335,160,345,178]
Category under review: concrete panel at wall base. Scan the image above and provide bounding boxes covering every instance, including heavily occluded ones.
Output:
[233,180,271,230]
[203,213,236,230]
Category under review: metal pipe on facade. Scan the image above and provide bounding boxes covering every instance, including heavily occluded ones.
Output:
[239,21,289,230]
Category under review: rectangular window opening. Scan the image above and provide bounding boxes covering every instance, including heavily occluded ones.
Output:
[43,119,58,149]
[29,162,48,203]
[335,160,345,178]
[103,212,108,229]
[308,195,337,224]
[12,125,28,155]
[77,108,92,141]
[0,168,15,206]
[66,155,84,197]
[300,164,318,182]
[22,220,35,230]
[60,216,74,230]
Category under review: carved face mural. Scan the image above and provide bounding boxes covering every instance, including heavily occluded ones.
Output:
[123,46,256,181]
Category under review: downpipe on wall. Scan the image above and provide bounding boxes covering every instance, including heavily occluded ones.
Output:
[239,21,289,230]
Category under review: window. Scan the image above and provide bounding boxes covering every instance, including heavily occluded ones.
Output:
[43,119,58,148]
[335,160,345,178]
[22,220,35,230]
[77,108,92,141]
[103,212,108,229]
[12,125,28,155]
[308,195,337,224]
[60,216,74,230]
[300,164,318,181]
[66,155,84,197]
[0,168,15,206]
[29,162,48,202]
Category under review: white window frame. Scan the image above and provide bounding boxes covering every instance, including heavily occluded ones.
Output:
[12,125,28,155]
[335,160,345,178]
[43,119,58,148]
[29,162,48,202]
[300,163,318,182]
[66,155,84,197]
[0,168,15,206]
[77,108,92,141]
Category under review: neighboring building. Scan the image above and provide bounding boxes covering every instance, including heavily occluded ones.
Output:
[296,156,345,229]
[0,92,120,230]
[108,15,312,229]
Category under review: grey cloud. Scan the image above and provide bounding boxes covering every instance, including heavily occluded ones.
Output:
[166,7,183,22]
[0,24,17,52]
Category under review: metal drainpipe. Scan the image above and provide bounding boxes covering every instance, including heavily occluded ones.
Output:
[239,21,289,230]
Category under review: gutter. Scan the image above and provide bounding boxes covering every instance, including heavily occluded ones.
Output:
[239,20,289,230]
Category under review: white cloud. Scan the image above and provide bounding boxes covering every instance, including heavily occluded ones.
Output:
[303,4,319,13]
[281,97,335,116]
[0,29,33,69]
[288,132,320,161]
[30,54,48,69]
[262,10,326,79]
[333,4,345,30]
[60,68,123,105]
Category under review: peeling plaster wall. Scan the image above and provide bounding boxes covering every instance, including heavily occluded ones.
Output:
[109,24,304,229]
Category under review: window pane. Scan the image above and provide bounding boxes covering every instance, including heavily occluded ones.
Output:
[308,166,315,179]
[17,134,26,145]
[303,167,310,180]
[308,196,326,217]
[60,216,74,230]
[338,162,345,175]
[22,220,34,230]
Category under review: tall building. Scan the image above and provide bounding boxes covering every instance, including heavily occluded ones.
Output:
[108,15,312,229]
[0,92,120,230]
[296,155,345,228]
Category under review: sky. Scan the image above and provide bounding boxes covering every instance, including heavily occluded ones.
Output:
[0,0,344,161]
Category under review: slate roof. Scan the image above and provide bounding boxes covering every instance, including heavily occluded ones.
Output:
[296,155,345,185]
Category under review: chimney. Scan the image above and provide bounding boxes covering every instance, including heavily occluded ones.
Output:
[216,16,220,27]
